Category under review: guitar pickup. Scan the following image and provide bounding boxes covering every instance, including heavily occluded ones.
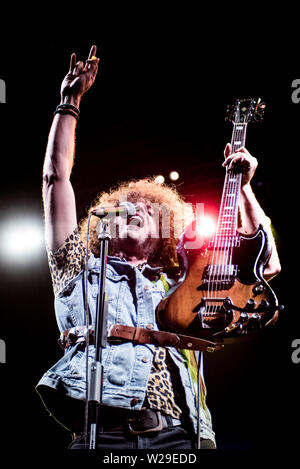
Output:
[198,264,238,291]
[202,264,238,280]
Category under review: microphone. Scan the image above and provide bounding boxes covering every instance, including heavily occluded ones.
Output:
[91,201,136,218]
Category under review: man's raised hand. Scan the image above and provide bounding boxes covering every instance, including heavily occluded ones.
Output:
[60,45,100,105]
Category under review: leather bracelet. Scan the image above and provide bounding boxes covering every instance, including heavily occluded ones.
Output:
[54,109,79,120]
[57,103,80,113]
[54,103,80,120]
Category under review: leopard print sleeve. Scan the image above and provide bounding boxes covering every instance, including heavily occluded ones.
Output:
[46,228,86,296]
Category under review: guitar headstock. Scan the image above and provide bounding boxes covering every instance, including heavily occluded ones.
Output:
[226,97,265,124]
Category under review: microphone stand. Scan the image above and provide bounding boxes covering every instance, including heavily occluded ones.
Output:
[87,218,110,449]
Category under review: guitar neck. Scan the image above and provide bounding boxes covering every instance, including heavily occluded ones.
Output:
[216,122,248,237]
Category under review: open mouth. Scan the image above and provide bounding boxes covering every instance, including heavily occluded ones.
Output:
[127,214,144,229]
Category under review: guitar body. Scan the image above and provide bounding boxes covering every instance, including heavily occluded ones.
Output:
[157,227,279,341]
[157,98,281,342]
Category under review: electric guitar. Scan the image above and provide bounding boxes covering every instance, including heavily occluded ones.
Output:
[157,98,283,342]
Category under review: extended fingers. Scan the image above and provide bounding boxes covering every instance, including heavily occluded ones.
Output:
[88,44,97,60]
[83,44,99,70]
[68,45,98,74]
[83,57,100,73]
[69,53,77,73]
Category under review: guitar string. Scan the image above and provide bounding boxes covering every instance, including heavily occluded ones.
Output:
[206,118,246,319]
[221,166,231,300]
[208,142,229,312]
[221,124,239,304]
[231,123,246,269]
[227,124,243,287]
[215,146,228,310]
[208,126,232,315]
[218,124,238,308]
[206,110,248,325]
[207,123,238,314]
[227,123,240,282]
[226,124,245,312]
[222,138,233,294]
[210,123,243,317]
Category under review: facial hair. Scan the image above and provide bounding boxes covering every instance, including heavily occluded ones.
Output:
[108,235,159,261]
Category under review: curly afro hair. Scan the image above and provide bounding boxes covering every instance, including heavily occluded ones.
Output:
[79,177,193,269]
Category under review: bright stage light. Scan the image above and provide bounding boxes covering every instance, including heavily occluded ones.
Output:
[155,175,165,184]
[0,217,44,264]
[196,216,216,237]
[169,171,179,181]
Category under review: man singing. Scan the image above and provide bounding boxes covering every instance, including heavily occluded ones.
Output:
[36,45,281,450]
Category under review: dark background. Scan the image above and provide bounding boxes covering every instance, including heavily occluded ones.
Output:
[0,34,298,457]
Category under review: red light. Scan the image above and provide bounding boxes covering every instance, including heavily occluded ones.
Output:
[196,216,216,237]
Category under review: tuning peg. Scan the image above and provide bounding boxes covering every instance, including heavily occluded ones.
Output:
[254,111,265,122]
[254,100,266,122]
[225,104,234,122]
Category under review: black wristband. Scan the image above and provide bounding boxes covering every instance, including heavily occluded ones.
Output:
[54,103,80,120]
[56,103,80,114]
[54,109,79,120]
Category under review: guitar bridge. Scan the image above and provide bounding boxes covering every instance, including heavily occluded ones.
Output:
[195,297,234,329]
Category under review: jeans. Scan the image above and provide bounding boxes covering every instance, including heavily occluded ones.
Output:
[69,427,216,450]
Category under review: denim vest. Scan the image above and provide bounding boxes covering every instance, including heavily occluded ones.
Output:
[36,254,215,441]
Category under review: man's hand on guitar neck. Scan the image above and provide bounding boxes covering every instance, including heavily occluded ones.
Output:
[222,143,281,279]
[223,143,258,187]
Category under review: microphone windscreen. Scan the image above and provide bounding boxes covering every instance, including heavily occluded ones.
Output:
[120,201,136,216]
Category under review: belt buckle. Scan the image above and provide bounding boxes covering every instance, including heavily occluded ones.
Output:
[126,410,163,435]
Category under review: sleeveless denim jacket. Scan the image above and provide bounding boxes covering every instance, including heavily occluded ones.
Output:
[36,254,215,441]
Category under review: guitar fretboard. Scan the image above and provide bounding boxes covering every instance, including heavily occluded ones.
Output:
[216,122,248,239]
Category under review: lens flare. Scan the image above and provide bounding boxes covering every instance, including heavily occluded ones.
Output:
[169,171,179,181]
[0,217,44,264]
[196,216,216,237]
[154,175,165,184]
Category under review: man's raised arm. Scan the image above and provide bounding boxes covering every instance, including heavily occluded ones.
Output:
[42,45,99,252]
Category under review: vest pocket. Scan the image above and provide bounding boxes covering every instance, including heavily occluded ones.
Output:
[106,343,134,387]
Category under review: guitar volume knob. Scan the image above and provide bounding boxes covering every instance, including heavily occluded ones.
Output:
[240,312,249,322]
[253,283,265,296]
[246,299,256,310]
[259,299,270,309]
[251,312,261,321]
[248,312,261,330]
